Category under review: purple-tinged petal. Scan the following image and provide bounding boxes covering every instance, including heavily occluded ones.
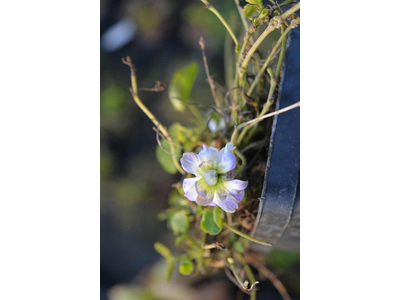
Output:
[216,143,236,173]
[226,170,236,180]
[217,142,235,163]
[180,152,201,176]
[182,177,200,202]
[229,189,245,201]
[216,188,228,201]
[214,192,238,213]
[196,195,214,206]
[217,150,236,173]
[199,145,219,166]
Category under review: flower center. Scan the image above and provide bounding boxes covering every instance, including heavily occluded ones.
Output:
[203,169,218,186]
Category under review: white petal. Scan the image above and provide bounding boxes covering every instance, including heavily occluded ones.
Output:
[224,179,248,191]
[182,177,200,202]
[199,145,219,166]
[180,153,201,175]
[217,148,236,173]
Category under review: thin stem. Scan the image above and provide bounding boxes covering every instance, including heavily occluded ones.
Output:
[200,0,239,46]
[199,37,222,112]
[235,125,250,146]
[233,0,254,45]
[223,222,272,247]
[240,17,281,71]
[236,17,283,105]
[230,126,238,144]
[236,27,289,146]
[247,22,295,96]
[232,28,256,112]
[123,57,185,175]
[252,261,292,300]
[237,101,300,130]
[239,255,258,300]
[224,267,251,296]
[234,149,246,174]
[227,257,259,293]
[275,26,289,80]
[281,2,300,20]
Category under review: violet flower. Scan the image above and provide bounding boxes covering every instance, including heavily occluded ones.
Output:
[180,143,248,213]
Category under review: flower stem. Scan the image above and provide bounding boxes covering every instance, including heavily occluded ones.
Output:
[200,0,238,46]
[223,222,272,247]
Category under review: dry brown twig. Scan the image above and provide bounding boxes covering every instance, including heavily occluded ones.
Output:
[199,37,222,113]
[154,125,181,157]
[237,101,300,130]
[121,57,136,76]
[139,81,166,92]
[202,242,227,251]
[152,127,184,150]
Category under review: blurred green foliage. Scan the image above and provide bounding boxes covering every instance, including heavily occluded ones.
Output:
[179,256,194,276]
[154,242,175,281]
[101,84,127,113]
[108,285,158,300]
[168,62,198,112]
[170,210,189,236]
[268,250,300,270]
[156,139,182,174]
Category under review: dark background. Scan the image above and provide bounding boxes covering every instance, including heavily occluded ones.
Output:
[100,1,299,299]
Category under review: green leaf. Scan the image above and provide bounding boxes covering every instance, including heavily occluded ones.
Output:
[213,206,224,229]
[154,242,172,259]
[259,8,269,19]
[155,139,182,174]
[168,62,198,112]
[200,209,222,235]
[179,257,194,275]
[243,4,258,18]
[245,0,262,6]
[170,210,189,235]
